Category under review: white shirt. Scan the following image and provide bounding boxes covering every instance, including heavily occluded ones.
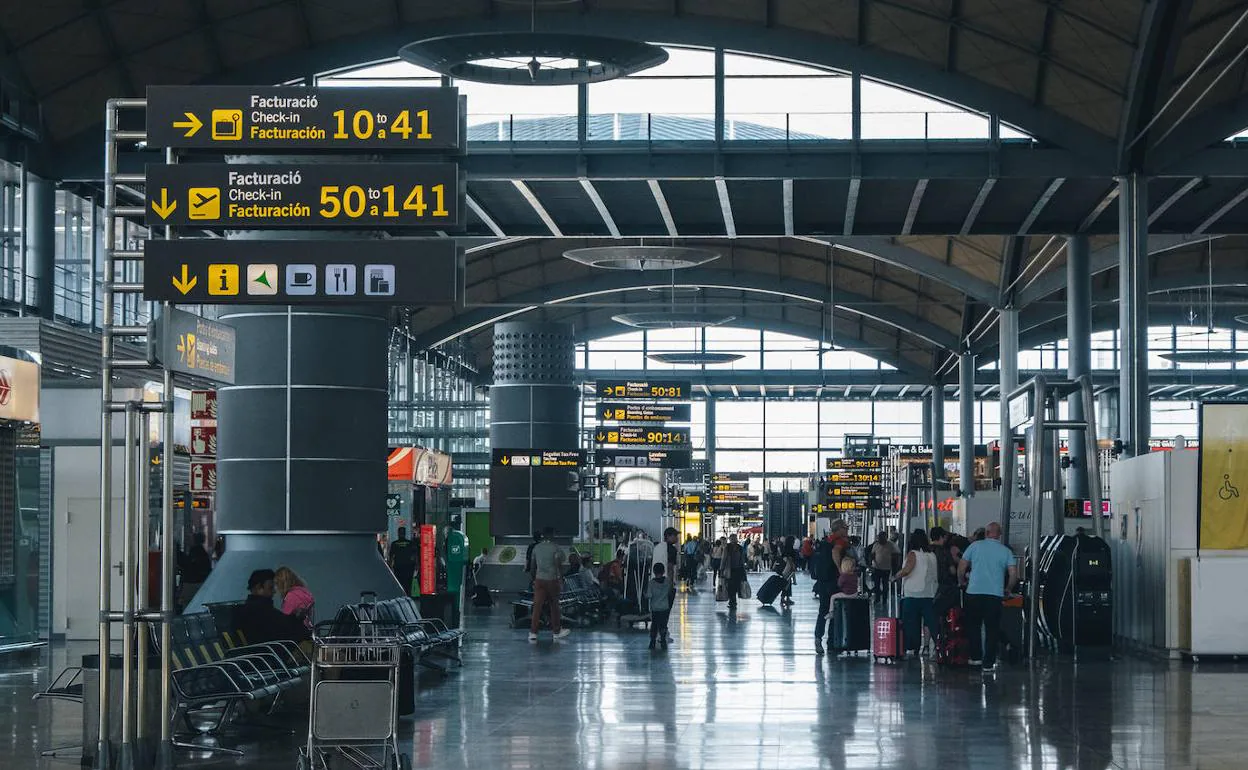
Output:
[901,550,939,599]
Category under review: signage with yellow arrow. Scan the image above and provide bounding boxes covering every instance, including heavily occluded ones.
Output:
[150,188,176,219]
[172,112,202,137]
[171,264,197,295]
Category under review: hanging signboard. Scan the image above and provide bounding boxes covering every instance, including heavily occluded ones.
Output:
[593,448,692,469]
[146,86,463,151]
[593,425,690,446]
[594,380,690,400]
[597,401,691,423]
[150,307,237,383]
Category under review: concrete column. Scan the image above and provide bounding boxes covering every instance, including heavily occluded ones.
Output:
[931,385,945,480]
[1118,174,1150,455]
[921,391,933,444]
[25,175,54,318]
[1066,234,1091,498]
[999,307,1019,541]
[705,397,717,470]
[959,352,975,497]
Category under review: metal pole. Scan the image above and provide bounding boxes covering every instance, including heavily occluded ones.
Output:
[98,101,119,770]
[1066,235,1091,498]
[1079,376,1106,539]
[959,352,975,498]
[999,307,1019,544]
[159,149,177,770]
[1118,175,1150,455]
[1027,376,1047,661]
[920,390,933,444]
[931,385,945,482]
[120,404,138,769]
[135,411,150,763]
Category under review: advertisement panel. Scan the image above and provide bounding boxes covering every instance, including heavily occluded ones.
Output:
[1199,402,1248,549]
[419,524,437,596]
[0,356,39,423]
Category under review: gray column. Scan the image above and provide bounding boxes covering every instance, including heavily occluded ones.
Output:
[1066,234,1091,498]
[25,174,54,318]
[921,391,933,444]
[931,385,945,480]
[999,307,1019,541]
[489,321,579,537]
[705,397,717,470]
[187,232,393,616]
[1118,175,1150,455]
[959,352,975,497]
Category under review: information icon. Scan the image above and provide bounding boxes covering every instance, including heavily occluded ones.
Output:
[363,265,396,296]
[325,265,357,295]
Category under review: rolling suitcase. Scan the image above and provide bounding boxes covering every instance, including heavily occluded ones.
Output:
[755,574,787,606]
[873,585,904,663]
[937,605,970,666]
[830,597,872,655]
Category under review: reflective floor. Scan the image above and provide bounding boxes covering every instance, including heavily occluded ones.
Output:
[5,571,1248,769]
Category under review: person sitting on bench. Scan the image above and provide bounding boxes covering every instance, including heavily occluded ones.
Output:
[235,569,312,644]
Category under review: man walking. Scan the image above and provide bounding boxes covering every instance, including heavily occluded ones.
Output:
[957,521,1018,672]
[870,531,898,600]
[388,527,417,597]
[813,519,850,654]
[529,527,571,642]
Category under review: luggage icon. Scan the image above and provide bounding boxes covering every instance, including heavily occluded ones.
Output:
[211,109,242,140]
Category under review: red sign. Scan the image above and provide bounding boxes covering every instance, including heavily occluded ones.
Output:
[418,524,436,596]
[191,390,218,421]
[191,425,217,456]
[190,461,217,492]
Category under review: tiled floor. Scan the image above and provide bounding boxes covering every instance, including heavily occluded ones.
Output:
[5,572,1248,769]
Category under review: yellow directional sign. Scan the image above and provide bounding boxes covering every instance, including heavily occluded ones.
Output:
[171,264,197,295]
[188,187,220,220]
[172,112,202,137]
[151,188,176,219]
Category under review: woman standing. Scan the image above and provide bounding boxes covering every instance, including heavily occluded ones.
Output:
[720,534,747,614]
[892,529,940,657]
[710,538,725,586]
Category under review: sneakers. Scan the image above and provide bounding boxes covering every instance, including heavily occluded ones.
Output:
[815,639,825,655]
[553,628,572,640]
[968,659,983,666]
[528,633,538,642]
[981,662,999,673]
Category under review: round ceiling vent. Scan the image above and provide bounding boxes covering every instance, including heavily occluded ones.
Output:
[399,33,668,85]
[647,352,745,365]
[563,245,720,271]
[612,312,736,329]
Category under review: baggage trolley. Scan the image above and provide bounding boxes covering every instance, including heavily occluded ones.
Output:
[298,617,411,770]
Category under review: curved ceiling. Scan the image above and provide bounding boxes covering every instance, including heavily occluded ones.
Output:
[4,0,1246,166]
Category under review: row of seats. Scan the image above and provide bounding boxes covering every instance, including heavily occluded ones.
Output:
[338,595,465,671]
[511,572,609,629]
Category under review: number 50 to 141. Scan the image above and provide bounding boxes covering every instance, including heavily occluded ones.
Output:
[318,184,450,219]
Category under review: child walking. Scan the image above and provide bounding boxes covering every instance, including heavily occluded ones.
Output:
[647,562,672,650]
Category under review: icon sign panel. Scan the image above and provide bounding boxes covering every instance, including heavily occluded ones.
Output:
[595,380,690,400]
[145,163,462,228]
[145,86,463,151]
[143,239,458,305]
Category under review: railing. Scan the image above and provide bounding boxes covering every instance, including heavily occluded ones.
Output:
[465,111,1035,143]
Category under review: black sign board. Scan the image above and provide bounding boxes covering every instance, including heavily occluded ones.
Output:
[150,307,236,384]
[817,500,881,512]
[143,239,458,305]
[826,484,880,498]
[594,448,692,469]
[711,472,749,483]
[593,426,690,446]
[827,470,884,484]
[827,457,883,470]
[706,502,761,515]
[595,380,690,400]
[491,449,583,468]
[598,401,691,423]
[146,86,463,151]
[145,163,462,228]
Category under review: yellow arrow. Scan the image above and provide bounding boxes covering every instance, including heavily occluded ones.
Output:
[151,188,177,219]
[596,432,605,442]
[500,455,510,466]
[172,264,197,295]
[602,410,611,419]
[173,112,202,137]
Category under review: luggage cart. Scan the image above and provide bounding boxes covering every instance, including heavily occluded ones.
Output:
[298,617,411,770]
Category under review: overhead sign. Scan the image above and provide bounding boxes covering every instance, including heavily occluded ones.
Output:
[145,163,462,228]
[190,460,217,492]
[594,448,692,469]
[190,425,217,457]
[706,502,761,515]
[151,307,236,384]
[491,449,583,468]
[1008,391,1033,429]
[0,355,39,423]
[190,390,217,421]
[593,426,689,446]
[818,500,878,512]
[598,401,690,423]
[595,380,690,400]
[827,470,883,484]
[827,457,883,470]
[146,86,463,151]
[143,239,458,305]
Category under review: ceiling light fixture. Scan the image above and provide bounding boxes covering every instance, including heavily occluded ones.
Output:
[1159,351,1248,364]
[647,352,745,365]
[563,245,720,271]
[612,311,737,329]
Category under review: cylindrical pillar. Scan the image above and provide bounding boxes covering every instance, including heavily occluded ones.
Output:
[489,321,579,538]
[931,385,945,480]
[1066,235,1091,498]
[705,397,717,470]
[959,353,975,497]
[921,391,933,444]
[186,230,393,616]
[999,307,1019,542]
[25,174,55,318]
[1118,175,1150,455]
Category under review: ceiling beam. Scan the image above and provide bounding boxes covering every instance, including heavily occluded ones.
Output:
[999,236,1025,306]
[843,178,861,235]
[715,178,737,238]
[1017,178,1064,235]
[1195,184,1248,234]
[580,179,620,237]
[1117,0,1193,170]
[193,0,226,74]
[93,7,136,96]
[1149,177,1203,225]
[649,180,678,237]
[901,179,928,235]
[512,180,563,237]
[466,195,506,238]
[960,178,996,235]
[1078,184,1119,232]
[1031,1,1057,106]
[782,179,794,237]
[810,236,999,304]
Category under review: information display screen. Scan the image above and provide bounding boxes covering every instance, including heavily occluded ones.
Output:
[595,380,690,400]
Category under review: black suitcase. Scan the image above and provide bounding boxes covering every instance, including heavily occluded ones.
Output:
[830,597,871,654]
[755,574,787,605]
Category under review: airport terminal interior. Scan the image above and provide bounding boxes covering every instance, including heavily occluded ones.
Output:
[6,1,1248,769]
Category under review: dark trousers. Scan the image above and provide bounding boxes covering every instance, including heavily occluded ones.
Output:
[871,569,891,597]
[964,593,1003,665]
[650,609,670,643]
[814,590,833,641]
[900,597,940,653]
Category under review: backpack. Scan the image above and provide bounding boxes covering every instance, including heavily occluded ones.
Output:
[810,540,835,583]
[471,585,493,607]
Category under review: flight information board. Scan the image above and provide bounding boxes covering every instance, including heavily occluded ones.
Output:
[827,457,884,470]
[594,426,689,446]
[146,86,463,151]
[595,380,690,400]
[594,448,692,469]
[491,449,583,468]
[597,401,690,423]
[145,163,461,228]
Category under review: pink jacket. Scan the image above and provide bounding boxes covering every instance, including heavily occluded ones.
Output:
[281,585,316,630]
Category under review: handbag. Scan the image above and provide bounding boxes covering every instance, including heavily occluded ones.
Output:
[715,580,728,602]
[738,576,752,600]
